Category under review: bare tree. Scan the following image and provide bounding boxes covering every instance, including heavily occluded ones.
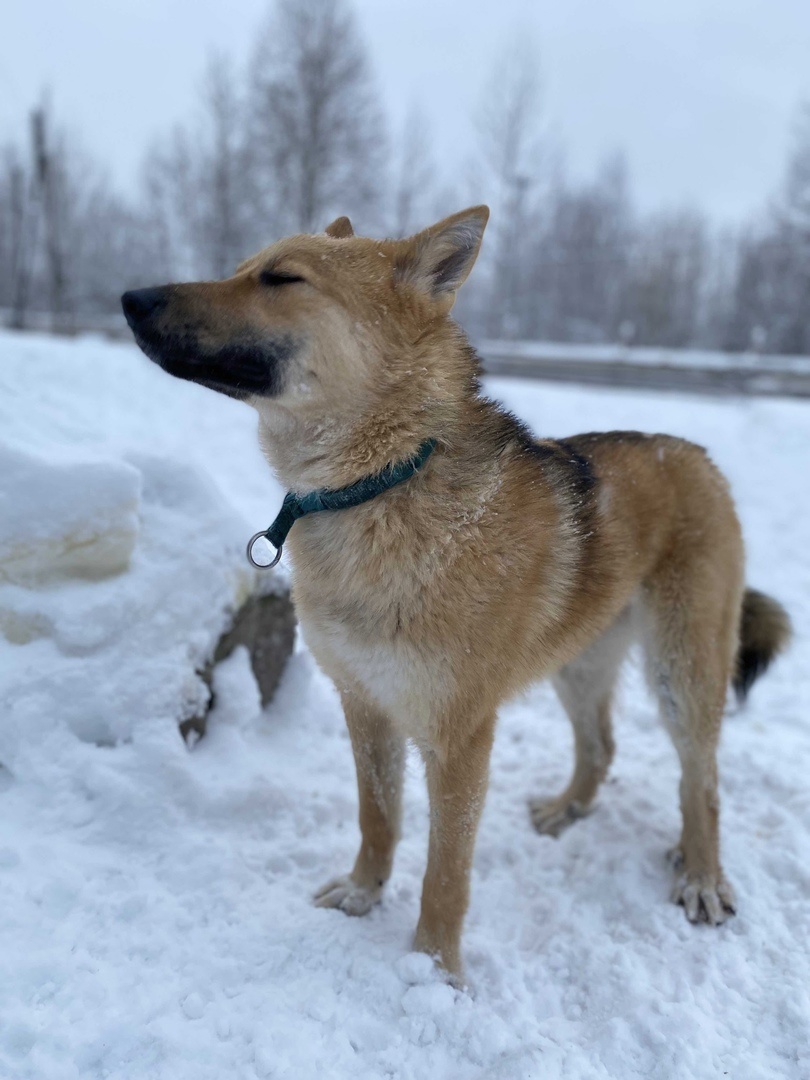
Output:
[723,227,772,351]
[623,207,710,347]
[699,225,739,350]
[771,99,810,352]
[524,153,633,343]
[473,38,544,337]
[0,102,161,328]
[32,108,70,329]
[139,141,180,281]
[199,54,256,277]
[8,106,96,330]
[72,182,157,312]
[0,142,38,327]
[723,99,810,355]
[780,101,810,242]
[251,0,387,234]
[143,128,199,278]
[392,104,435,238]
[141,54,256,281]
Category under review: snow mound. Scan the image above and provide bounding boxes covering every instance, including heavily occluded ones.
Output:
[0,330,284,760]
[0,444,141,588]
[0,447,260,757]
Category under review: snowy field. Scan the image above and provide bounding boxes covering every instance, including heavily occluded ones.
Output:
[1,329,808,1080]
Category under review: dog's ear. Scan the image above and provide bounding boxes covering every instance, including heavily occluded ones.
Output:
[395,206,489,310]
[325,216,354,239]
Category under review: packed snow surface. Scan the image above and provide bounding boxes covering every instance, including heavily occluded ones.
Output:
[0,330,808,1079]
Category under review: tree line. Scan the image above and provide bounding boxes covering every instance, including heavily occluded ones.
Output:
[2,0,810,355]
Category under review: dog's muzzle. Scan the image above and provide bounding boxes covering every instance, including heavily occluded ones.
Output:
[121,288,169,331]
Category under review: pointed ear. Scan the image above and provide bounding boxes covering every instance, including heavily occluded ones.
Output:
[324,216,354,239]
[395,206,489,307]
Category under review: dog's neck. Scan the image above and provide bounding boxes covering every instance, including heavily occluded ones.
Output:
[258,405,439,494]
[257,332,478,494]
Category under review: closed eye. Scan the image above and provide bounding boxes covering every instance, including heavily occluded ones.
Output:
[260,269,305,287]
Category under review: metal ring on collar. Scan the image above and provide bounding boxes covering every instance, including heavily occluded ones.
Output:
[246,531,283,569]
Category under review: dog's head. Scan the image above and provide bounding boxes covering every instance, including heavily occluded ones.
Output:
[121,207,489,433]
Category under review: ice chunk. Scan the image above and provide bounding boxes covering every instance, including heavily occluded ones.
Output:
[0,444,141,586]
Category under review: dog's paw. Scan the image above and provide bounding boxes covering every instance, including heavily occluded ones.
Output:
[313,874,381,916]
[671,871,737,925]
[529,795,588,837]
[412,927,464,986]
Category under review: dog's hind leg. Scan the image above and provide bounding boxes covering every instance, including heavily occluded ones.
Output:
[314,689,405,916]
[641,557,741,925]
[530,606,634,837]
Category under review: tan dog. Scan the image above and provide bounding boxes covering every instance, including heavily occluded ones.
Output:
[122,207,791,981]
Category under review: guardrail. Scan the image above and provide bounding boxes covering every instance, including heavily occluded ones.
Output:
[478,341,810,398]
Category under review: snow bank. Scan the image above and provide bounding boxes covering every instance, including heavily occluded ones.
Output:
[0,330,285,756]
[1,330,808,1080]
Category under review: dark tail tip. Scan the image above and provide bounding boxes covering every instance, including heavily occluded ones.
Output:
[733,588,792,705]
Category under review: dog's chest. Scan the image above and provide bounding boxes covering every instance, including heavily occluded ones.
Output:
[291,505,467,736]
[305,613,451,740]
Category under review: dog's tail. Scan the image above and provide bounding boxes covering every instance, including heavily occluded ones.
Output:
[733,588,792,704]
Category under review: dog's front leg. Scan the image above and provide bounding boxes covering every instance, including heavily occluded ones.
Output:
[314,689,405,915]
[414,713,496,981]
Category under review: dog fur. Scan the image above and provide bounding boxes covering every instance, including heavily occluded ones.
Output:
[122,206,791,981]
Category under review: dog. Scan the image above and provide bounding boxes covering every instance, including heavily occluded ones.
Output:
[122,206,791,981]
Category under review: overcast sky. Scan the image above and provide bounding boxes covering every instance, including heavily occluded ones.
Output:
[2,0,809,224]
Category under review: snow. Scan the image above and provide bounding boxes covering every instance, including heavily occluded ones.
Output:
[1,328,809,1079]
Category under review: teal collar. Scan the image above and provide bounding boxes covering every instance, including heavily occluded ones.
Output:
[246,437,437,568]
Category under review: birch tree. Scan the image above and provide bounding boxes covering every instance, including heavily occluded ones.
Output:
[251,0,386,234]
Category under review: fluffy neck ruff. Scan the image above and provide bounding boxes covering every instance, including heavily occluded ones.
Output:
[256,324,481,494]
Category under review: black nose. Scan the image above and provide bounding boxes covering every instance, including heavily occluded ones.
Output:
[121,287,168,326]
